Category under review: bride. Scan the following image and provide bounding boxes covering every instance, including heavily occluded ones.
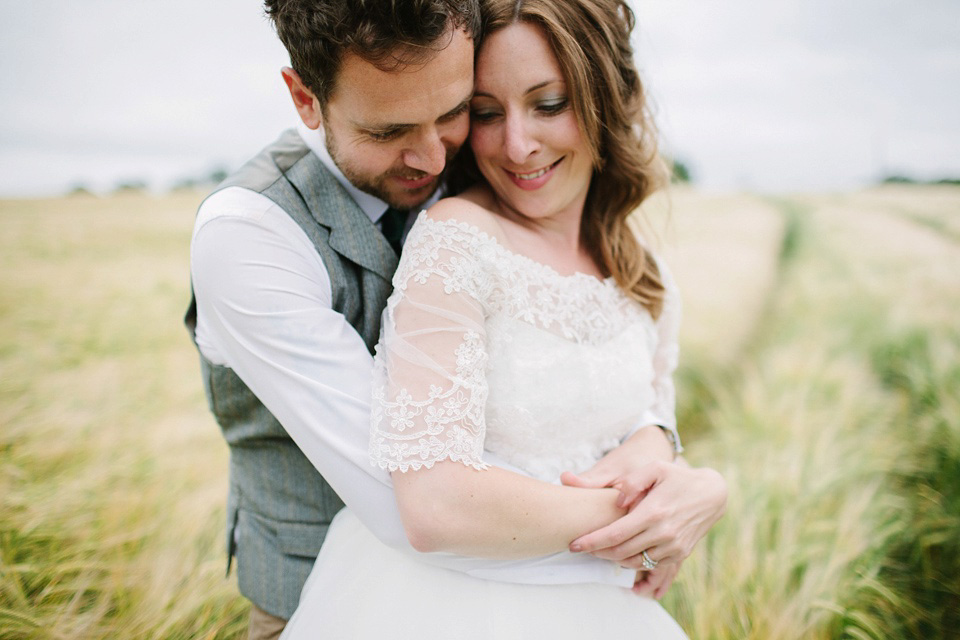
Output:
[282,0,723,636]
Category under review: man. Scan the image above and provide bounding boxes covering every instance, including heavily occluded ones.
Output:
[186,2,725,638]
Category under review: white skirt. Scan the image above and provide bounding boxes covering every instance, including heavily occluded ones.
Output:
[281,509,688,639]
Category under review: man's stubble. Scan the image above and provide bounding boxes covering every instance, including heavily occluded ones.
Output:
[322,120,459,211]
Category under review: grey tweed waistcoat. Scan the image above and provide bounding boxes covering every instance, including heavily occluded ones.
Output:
[184,129,398,619]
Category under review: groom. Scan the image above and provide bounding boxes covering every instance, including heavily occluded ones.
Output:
[186,1,725,638]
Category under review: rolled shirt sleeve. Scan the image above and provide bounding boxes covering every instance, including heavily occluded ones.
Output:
[190,187,633,587]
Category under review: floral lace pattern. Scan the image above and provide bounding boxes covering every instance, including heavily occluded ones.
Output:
[371,331,490,472]
[396,218,652,344]
[370,216,682,476]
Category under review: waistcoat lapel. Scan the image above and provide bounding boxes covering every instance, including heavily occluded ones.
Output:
[285,154,398,282]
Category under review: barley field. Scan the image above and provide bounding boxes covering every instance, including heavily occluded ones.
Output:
[1,186,958,639]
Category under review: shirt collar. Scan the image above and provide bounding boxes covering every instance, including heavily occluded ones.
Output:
[296,120,388,224]
[295,120,445,223]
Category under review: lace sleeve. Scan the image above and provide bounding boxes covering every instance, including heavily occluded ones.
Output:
[369,218,492,472]
[638,255,684,453]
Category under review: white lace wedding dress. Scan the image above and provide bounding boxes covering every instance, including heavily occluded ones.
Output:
[281,215,688,639]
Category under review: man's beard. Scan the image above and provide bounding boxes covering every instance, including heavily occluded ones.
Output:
[324,123,452,210]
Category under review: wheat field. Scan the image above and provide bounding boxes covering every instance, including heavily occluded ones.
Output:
[1,186,958,639]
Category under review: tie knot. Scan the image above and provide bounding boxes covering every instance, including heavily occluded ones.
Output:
[380,207,408,255]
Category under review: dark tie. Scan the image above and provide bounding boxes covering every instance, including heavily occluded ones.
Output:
[380,207,408,256]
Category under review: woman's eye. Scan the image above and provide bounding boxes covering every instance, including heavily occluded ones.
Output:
[537,99,568,115]
[470,110,501,123]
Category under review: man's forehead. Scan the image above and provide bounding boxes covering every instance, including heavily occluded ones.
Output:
[326,29,475,128]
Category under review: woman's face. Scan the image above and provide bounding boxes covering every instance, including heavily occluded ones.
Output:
[469,22,594,224]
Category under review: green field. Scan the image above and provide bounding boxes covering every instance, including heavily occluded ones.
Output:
[1,187,958,638]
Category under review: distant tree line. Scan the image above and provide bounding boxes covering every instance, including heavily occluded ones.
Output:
[670,158,692,184]
[881,174,960,186]
[70,158,700,197]
[67,167,232,197]
[169,167,230,192]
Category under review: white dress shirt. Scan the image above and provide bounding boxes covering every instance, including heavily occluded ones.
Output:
[190,123,634,587]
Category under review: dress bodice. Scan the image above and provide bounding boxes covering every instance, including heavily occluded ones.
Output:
[370,215,681,481]
[484,314,655,481]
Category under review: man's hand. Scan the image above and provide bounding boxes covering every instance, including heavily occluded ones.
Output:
[563,460,727,572]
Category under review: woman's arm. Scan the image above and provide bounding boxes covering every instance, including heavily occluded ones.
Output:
[560,427,727,571]
[373,206,674,561]
[569,461,727,565]
[392,463,625,557]
[559,425,676,499]
[560,252,727,581]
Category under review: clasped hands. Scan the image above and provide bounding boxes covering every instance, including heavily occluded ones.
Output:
[560,452,726,599]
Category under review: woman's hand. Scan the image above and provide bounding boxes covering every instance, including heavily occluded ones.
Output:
[563,460,727,571]
[632,562,680,600]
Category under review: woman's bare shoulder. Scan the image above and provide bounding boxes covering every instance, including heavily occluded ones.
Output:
[424,186,505,238]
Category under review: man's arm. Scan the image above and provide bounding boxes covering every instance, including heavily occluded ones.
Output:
[192,189,407,545]
[190,190,634,586]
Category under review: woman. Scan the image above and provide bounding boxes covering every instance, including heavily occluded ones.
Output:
[282,0,722,637]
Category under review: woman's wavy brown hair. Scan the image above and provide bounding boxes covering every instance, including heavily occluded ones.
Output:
[449,0,668,317]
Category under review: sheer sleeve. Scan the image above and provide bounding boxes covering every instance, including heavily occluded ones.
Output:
[370,218,492,472]
[637,254,684,453]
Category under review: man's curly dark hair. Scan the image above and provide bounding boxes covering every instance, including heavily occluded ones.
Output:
[265,0,482,106]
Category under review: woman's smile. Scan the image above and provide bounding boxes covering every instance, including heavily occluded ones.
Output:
[470,21,593,224]
[505,157,565,190]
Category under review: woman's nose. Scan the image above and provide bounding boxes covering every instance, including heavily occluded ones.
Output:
[504,114,539,165]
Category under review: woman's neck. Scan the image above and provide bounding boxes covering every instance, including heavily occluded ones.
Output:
[487,191,602,278]
[491,193,585,250]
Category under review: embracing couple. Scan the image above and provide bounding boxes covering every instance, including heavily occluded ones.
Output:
[186,0,727,638]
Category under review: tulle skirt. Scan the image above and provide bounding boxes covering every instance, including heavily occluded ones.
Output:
[281,509,688,639]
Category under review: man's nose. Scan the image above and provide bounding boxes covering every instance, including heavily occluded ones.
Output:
[403,129,447,176]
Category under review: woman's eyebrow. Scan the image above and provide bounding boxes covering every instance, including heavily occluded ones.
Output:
[472,79,561,100]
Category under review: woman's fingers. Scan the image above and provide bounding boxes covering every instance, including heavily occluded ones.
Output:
[571,464,726,562]
[597,532,683,569]
[559,469,616,490]
[633,563,680,600]
[618,544,674,571]
[569,493,671,555]
[611,461,665,509]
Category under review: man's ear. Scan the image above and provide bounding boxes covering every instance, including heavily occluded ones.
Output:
[281,67,323,129]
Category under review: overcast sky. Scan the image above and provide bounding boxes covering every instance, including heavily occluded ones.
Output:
[1,0,958,195]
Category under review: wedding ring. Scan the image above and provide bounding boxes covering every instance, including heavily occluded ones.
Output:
[640,550,658,570]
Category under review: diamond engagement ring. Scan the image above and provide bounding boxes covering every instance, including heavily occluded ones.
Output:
[640,550,658,570]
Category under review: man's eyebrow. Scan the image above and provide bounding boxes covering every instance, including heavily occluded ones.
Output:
[354,121,415,135]
[439,98,471,120]
[473,80,558,100]
[353,97,472,133]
